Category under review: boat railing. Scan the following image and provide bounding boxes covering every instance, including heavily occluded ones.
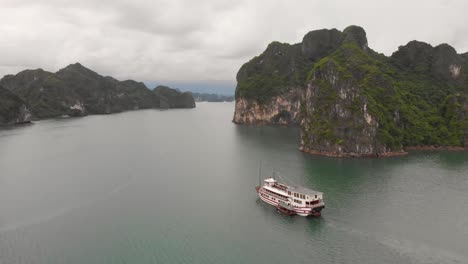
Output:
[261,188,288,201]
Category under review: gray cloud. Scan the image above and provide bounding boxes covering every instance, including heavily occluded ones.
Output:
[1,0,468,85]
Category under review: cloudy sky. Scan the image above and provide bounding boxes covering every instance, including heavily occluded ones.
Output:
[1,0,468,91]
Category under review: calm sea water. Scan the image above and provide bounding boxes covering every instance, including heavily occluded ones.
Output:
[0,102,467,264]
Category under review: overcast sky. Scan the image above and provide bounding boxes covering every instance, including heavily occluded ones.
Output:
[1,0,468,88]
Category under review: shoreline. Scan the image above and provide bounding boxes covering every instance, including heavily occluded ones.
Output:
[299,147,408,158]
[0,120,33,128]
[404,146,467,151]
[233,122,467,158]
[232,119,300,127]
[1,106,197,129]
[299,145,468,158]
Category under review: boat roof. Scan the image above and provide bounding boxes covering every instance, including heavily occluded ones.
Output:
[263,185,288,196]
[287,185,323,196]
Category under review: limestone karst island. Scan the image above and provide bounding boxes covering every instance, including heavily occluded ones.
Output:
[0,63,195,125]
[233,26,468,157]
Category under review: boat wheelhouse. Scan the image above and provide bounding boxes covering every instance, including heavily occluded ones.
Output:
[255,177,324,216]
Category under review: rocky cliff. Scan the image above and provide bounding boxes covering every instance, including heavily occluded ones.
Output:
[0,63,196,122]
[233,26,368,126]
[233,87,302,125]
[0,86,32,126]
[233,40,312,125]
[234,25,468,156]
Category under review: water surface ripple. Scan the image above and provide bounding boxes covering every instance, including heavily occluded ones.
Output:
[0,102,467,264]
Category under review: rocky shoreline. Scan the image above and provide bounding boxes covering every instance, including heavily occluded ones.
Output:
[299,145,468,158]
[405,146,468,151]
[300,146,408,158]
[0,106,189,128]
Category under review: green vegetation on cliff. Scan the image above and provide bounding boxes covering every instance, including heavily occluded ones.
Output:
[235,42,313,103]
[235,25,468,154]
[0,86,31,125]
[0,63,196,121]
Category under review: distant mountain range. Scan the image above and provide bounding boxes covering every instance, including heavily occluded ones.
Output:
[144,81,235,96]
[0,63,195,126]
[192,93,234,102]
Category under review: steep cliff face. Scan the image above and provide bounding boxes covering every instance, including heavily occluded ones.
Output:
[300,43,405,156]
[0,86,32,125]
[234,25,468,156]
[233,26,367,126]
[233,87,302,125]
[300,61,382,156]
[233,41,306,125]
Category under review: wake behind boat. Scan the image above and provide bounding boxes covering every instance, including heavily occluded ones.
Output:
[255,176,325,217]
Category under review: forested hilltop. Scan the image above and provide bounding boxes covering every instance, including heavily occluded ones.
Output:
[233,26,468,157]
[0,63,195,125]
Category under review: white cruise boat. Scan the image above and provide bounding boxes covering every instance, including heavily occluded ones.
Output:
[255,177,325,216]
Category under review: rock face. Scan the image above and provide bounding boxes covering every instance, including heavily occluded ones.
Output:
[0,86,32,125]
[153,85,195,108]
[300,43,406,156]
[0,63,195,121]
[233,41,309,125]
[233,87,302,125]
[234,25,468,156]
[301,60,382,156]
[233,26,368,126]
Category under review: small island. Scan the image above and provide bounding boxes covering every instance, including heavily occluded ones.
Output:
[0,63,195,126]
[233,25,468,157]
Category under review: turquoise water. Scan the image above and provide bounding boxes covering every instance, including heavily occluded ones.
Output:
[0,102,467,263]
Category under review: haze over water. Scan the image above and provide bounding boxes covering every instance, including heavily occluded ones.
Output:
[0,102,467,264]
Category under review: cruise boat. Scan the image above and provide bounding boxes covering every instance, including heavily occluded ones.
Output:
[255,177,325,216]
